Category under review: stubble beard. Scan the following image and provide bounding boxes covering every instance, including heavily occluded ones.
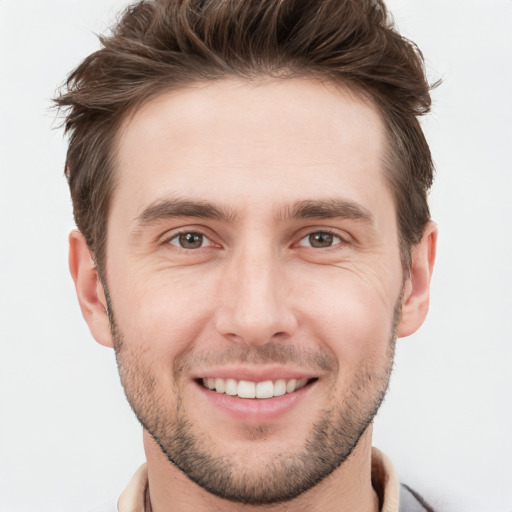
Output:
[108,297,399,505]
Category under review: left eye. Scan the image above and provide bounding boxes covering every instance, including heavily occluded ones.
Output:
[168,232,210,249]
[298,231,342,248]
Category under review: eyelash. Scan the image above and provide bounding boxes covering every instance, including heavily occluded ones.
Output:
[295,230,345,249]
[163,228,347,251]
[165,231,215,250]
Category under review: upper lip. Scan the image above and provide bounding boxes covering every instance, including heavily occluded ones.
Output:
[192,366,319,382]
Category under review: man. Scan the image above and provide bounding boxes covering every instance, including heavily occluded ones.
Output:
[55,0,437,510]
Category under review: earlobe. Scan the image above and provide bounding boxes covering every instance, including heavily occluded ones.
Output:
[396,221,437,338]
[68,231,114,348]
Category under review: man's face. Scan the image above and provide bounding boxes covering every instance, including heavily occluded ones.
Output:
[104,78,406,503]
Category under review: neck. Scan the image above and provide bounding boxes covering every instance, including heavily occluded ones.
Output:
[143,427,379,512]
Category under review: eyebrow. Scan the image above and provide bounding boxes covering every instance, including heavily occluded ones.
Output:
[133,196,374,229]
[278,198,374,224]
[134,198,237,227]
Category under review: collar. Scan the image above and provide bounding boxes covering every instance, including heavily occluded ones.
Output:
[118,446,400,512]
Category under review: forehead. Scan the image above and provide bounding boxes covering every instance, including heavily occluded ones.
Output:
[112,77,390,220]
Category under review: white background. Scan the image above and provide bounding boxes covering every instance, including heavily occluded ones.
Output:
[1,1,511,511]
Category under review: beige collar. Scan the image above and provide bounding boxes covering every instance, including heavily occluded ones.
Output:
[118,446,400,512]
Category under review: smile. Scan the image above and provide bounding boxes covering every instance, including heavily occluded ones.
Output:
[201,377,313,399]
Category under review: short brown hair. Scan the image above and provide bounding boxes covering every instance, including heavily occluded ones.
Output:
[55,0,435,274]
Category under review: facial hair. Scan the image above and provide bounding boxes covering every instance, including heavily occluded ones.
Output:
[108,292,399,505]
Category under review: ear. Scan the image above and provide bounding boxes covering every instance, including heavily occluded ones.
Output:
[397,221,437,338]
[68,230,114,348]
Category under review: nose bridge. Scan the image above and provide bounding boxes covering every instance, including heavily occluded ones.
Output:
[215,236,295,344]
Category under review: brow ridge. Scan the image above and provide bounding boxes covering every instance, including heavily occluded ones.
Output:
[134,197,374,230]
[135,198,237,227]
[279,198,374,223]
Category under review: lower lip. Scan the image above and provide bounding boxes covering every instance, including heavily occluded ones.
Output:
[195,381,315,423]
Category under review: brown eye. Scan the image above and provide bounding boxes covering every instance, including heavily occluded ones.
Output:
[309,232,333,248]
[169,232,206,249]
[299,231,341,248]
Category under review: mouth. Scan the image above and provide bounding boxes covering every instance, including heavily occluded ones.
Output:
[198,377,317,399]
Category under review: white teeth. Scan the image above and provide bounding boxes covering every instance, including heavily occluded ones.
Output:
[237,380,256,398]
[274,379,287,396]
[256,380,274,399]
[286,379,297,393]
[225,378,238,395]
[201,377,312,399]
[215,378,225,393]
[297,378,308,390]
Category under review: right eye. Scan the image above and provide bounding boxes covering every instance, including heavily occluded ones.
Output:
[168,232,211,249]
[296,231,343,249]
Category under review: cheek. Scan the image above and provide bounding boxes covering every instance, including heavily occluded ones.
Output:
[108,266,220,362]
[296,271,398,371]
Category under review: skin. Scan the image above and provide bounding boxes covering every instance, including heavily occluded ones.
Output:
[69,78,437,512]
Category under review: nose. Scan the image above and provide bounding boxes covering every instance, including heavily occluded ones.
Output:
[213,245,298,346]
